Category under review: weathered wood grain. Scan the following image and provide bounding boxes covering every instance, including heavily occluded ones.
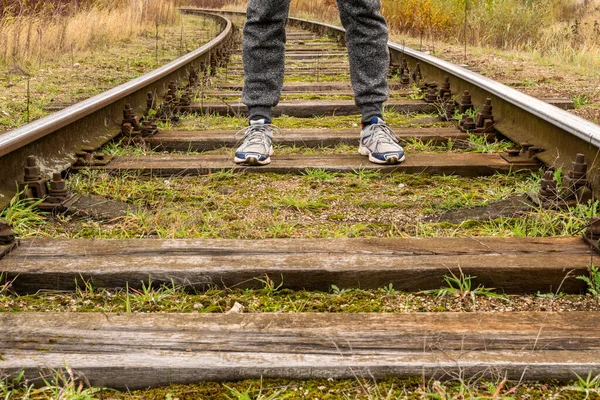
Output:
[146,127,466,151]
[72,153,540,177]
[215,82,410,92]
[2,312,600,389]
[183,100,435,117]
[0,237,590,293]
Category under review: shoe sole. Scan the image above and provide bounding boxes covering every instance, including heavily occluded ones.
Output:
[233,146,274,166]
[234,155,271,165]
[358,145,405,165]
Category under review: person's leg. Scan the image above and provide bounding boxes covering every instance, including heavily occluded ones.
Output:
[236,0,290,165]
[336,0,389,124]
[242,0,291,122]
[336,0,404,164]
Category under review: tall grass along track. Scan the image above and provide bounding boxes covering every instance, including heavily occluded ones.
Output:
[2,7,600,396]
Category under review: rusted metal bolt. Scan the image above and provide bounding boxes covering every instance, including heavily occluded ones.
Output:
[539,170,558,200]
[179,93,191,107]
[459,90,474,113]
[569,153,588,179]
[123,103,135,119]
[49,172,68,198]
[527,146,544,159]
[520,143,532,155]
[140,120,158,137]
[146,92,155,110]
[439,76,451,98]
[24,156,41,182]
[507,149,521,157]
[401,58,408,71]
[400,69,410,85]
[425,87,438,103]
[476,98,494,127]
[460,115,477,131]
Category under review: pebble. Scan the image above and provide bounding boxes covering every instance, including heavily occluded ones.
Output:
[226,302,244,314]
[73,63,81,69]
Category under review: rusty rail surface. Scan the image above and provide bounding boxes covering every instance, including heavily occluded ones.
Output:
[0,11,233,208]
[199,9,600,188]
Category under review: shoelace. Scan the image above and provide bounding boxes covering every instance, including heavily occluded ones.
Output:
[364,123,399,147]
[234,123,281,145]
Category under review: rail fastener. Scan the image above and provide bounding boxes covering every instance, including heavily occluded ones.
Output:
[17,157,78,213]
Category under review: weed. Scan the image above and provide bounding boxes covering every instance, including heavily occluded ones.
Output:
[421,267,507,304]
[330,284,351,295]
[255,275,284,294]
[382,283,397,294]
[0,191,46,237]
[301,168,337,182]
[577,265,600,296]
[463,133,513,154]
[224,378,290,400]
[572,94,589,109]
[566,372,600,397]
[278,196,329,212]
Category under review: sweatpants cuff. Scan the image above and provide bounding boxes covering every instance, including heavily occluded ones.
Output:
[248,106,273,122]
[360,103,384,124]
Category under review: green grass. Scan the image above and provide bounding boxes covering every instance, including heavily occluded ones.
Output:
[3,280,600,314]
[3,170,540,240]
[577,265,600,296]
[178,111,435,131]
[0,192,47,238]
[421,267,508,305]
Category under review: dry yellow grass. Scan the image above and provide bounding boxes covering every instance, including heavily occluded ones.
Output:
[0,0,179,67]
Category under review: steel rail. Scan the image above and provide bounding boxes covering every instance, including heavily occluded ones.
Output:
[201,9,600,187]
[0,10,233,207]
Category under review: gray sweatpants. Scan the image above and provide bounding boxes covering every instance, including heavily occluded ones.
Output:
[242,0,390,124]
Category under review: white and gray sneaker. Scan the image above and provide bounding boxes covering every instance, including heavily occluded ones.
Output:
[234,119,275,165]
[359,117,405,164]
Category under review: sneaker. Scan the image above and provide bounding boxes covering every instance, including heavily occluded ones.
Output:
[234,119,274,165]
[359,117,405,164]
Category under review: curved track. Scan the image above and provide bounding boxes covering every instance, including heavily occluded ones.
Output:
[0,10,234,208]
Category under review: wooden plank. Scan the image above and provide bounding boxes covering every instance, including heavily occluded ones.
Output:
[146,127,467,151]
[1,237,588,294]
[183,100,435,117]
[73,153,540,177]
[224,70,350,77]
[0,242,16,260]
[204,90,409,98]
[540,98,575,110]
[215,82,411,92]
[2,312,600,389]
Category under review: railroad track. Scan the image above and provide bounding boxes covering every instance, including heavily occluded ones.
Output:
[2,8,600,395]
